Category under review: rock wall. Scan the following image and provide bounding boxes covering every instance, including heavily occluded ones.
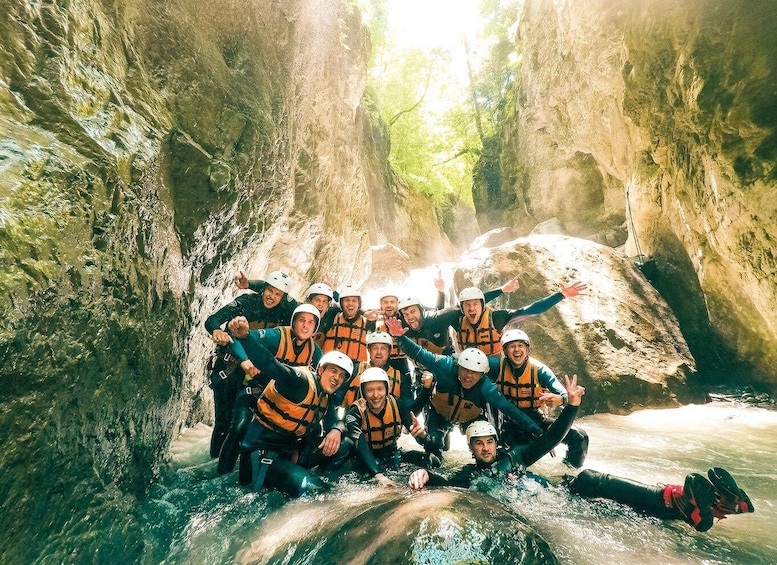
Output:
[0,0,451,560]
[482,0,777,390]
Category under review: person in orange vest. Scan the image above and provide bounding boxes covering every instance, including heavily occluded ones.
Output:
[341,367,433,485]
[237,347,354,495]
[205,270,298,458]
[216,303,323,475]
[322,286,369,364]
[486,328,588,467]
[454,280,587,355]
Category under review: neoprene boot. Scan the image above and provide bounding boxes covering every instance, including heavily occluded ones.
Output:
[562,428,589,468]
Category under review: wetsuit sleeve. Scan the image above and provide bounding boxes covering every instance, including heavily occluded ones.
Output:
[247,279,267,294]
[396,336,454,376]
[237,340,306,399]
[311,343,323,367]
[355,436,382,476]
[490,292,564,330]
[536,361,567,400]
[483,288,504,303]
[319,305,340,334]
[486,356,501,382]
[510,404,579,467]
[479,378,544,436]
[424,307,461,334]
[424,465,475,488]
[204,295,251,334]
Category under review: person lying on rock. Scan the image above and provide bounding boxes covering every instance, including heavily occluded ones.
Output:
[385,317,544,467]
[409,376,755,532]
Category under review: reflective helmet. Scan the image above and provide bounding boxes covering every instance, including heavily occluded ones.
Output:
[317,351,354,376]
[306,282,334,300]
[457,348,489,373]
[291,303,321,332]
[458,286,485,304]
[465,420,498,443]
[367,331,393,347]
[266,271,291,294]
[339,286,362,300]
[359,367,390,386]
[501,329,530,347]
[397,296,422,311]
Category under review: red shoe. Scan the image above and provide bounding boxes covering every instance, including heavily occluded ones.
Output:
[708,467,755,518]
[666,474,715,531]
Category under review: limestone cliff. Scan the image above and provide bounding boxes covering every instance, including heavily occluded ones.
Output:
[0,0,451,560]
[479,0,777,390]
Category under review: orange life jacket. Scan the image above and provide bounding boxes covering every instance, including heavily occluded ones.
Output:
[255,369,328,437]
[456,307,502,356]
[249,320,276,330]
[323,312,368,362]
[494,357,545,410]
[430,385,482,424]
[343,361,402,407]
[354,396,402,451]
[412,336,446,355]
[275,326,316,367]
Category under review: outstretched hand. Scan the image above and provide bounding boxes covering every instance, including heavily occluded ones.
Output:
[233,271,249,289]
[408,469,429,490]
[384,317,408,338]
[409,411,427,439]
[564,374,585,406]
[560,280,587,299]
[501,275,520,293]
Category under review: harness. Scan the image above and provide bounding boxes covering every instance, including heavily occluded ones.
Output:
[255,369,328,437]
[495,358,544,409]
[430,384,482,424]
[355,396,402,451]
[323,312,368,362]
[209,346,240,384]
[457,307,502,355]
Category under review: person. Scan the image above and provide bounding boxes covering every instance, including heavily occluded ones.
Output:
[236,345,355,496]
[488,328,589,467]
[216,304,323,474]
[455,280,587,355]
[342,367,433,484]
[304,282,339,349]
[385,317,544,466]
[408,374,584,489]
[567,466,755,532]
[322,286,369,364]
[204,269,298,458]
[341,331,413,406]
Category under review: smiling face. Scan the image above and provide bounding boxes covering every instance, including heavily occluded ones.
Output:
[504,341,530,367]
[470,436,497,465]
[341,296,360,319]
[308,294,331,316]
[362,380,388,413]
[318,364,347,394]
[292,312,317,341]
[368,343,390,367]
[461,298,483,325]
[262,285,285,309]
[457,366,483,390]
[400,305,423,330]
[380,295,398,318]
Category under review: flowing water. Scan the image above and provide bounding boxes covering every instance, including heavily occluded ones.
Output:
[141,398,777,564]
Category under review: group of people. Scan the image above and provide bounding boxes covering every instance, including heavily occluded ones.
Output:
[203,269,754,532]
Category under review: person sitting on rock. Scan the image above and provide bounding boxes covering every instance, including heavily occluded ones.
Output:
[487,328,589,467]
[216,304,323,475]
[454,280,587,356]
[385,317,543,467]
[340,367,433,485]
[236,344,354,496]
[204,269,298,458]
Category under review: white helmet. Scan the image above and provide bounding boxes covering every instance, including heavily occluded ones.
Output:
[291,303,321,332]
[367,331,393,347]
[397,296,422,311]
[457,348,489,373]
[359,367,390,387]
[317,351,354,376]
[266,271,291,294]
[339,286,362,300]
[306,282,334,300]
[501,329,530,347]
[458,287,485,311]
[465,420,498,443]
[380,289,399,300]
